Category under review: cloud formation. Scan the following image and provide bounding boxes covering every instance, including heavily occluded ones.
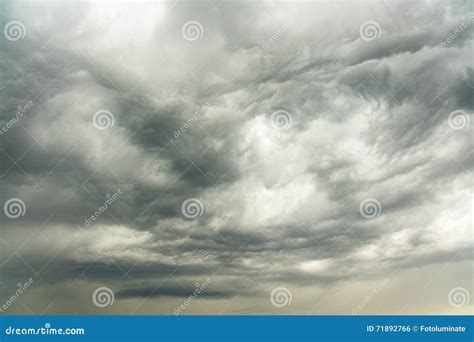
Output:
[0,0,472,315]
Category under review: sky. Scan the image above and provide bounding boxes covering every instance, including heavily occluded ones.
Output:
[0,0,472,315]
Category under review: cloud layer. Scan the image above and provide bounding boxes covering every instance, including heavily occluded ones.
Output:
[0,0,472,315]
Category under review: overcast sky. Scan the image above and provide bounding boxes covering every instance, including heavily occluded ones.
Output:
[0,0,472,315]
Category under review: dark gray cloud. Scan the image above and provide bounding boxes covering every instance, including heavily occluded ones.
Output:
[0,0,472,315]
[116,286,236,300]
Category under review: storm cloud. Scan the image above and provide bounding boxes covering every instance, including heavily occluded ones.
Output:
[0,0,472,315]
